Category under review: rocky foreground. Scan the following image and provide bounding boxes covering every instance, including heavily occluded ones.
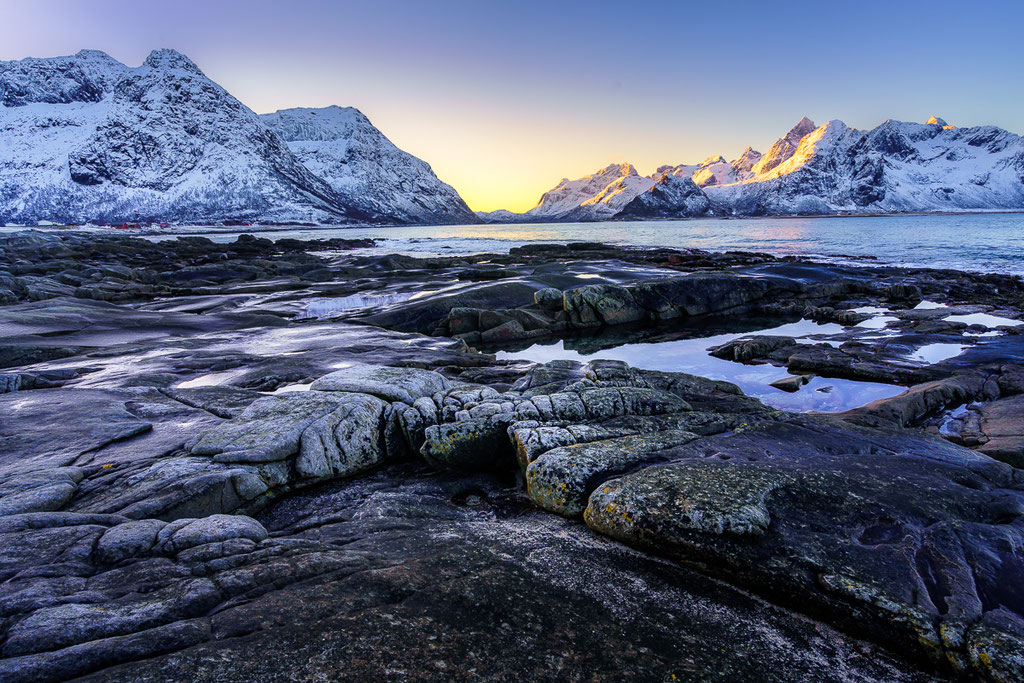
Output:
[1,230,1023,681]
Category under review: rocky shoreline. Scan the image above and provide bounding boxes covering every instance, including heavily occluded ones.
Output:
[1,229,1022,681]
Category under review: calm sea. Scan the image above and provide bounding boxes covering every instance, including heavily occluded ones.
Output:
[11,213,1024,275]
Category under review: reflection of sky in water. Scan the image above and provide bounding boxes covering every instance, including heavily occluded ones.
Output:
[498,319,905,413]
[944,313,1023,328]
[911,343,966,364]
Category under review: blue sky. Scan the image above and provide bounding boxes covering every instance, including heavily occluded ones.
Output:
[3,0,1022,211]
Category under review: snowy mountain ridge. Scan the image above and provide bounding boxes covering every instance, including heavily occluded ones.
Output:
[522,163,653,220]
[0,49,476,225]
[261,106,476,225]
[478,115,1024,222]
[706,117,1024,215]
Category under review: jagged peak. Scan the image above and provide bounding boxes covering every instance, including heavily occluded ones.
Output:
[789,116,817,136]
[699,155,728,166]
[595,162,637,177]
[926,115,949,127]
[821,119,850,131]
[143,49,200,73]
[262,105,383,143]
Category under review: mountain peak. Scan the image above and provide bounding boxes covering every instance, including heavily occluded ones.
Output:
[143,49,200,72]
[751,118,818,177]
[598,162,637,177]
[73,49,119,63]
[790,116,817,136]
[262,106,373,141]
[926,115,949,126]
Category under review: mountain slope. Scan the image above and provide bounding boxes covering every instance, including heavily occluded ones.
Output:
[260,106,477,225]
[0,49,358,225]
[525,163,654,220]
[706,117,1024,215]
[751,116,817,176]
[616,174,713,218]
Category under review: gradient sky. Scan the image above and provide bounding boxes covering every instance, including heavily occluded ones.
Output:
[3,0,1023,212]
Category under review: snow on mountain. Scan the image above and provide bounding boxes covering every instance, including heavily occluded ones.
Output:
[526,163,654,220]
[0,50,477,226]
[654,162,700,180]
[657,156,732,187]
[730,147,763,181]
[706,117,1024,214]
[0,49,359,225]
[616,173,713,219]
[260,106,477,225]
[476,209,529,224]
[750,116,817,176]
[653,149,763,188]
[690,156,737,187]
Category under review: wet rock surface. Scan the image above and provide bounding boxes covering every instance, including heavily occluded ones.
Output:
[1,231,1023,680]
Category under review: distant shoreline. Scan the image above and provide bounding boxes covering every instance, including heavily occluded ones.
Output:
[4,207,1024,234]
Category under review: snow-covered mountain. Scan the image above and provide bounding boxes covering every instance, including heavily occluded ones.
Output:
[523,163,655,220]
[261,106,476,225]
[656,152,760,188]
[751,116,817,176]
[0,50,476,225]
[705,117,1024,215]
[617,174,713,218]
[484,115,1024,222]
[0,49,357,225]
[731,147,763,180]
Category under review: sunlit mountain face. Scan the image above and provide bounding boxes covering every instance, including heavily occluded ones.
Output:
[478,115,1024,222]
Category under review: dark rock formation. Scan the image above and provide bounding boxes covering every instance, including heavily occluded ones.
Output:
[1,232,1023,681]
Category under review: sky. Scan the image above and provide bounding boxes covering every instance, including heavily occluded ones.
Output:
[2,0,1024,212]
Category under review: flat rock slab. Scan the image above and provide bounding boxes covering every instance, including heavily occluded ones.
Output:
[584,417,1024,678]
[310,363,451,403]
[975,394,1024,466]
[0,389,151,470]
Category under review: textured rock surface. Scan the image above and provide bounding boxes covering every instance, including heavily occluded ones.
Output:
[1,233,1023,681]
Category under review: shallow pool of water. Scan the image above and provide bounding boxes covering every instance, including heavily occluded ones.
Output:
[944,313,1022,328]
[497,319,905,413]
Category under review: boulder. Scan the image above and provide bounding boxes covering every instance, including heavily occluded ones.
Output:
[534,287,563,311]
[310,364,450,404]
[527,430,698,517]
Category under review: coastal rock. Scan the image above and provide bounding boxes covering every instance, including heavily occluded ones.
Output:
[1,231,1023,681]
[526,430,699,517]
[309,364,451,404]
[0,468,84,516]
[0,463,934,682]
[844,374,996,428]
[534,287,563,311]
[973,395,1024,466]
[769,374,812,392]
[583,418,1024,676]
[153,514,267,555]
[711,335,797,362]
[188,391,396,483]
